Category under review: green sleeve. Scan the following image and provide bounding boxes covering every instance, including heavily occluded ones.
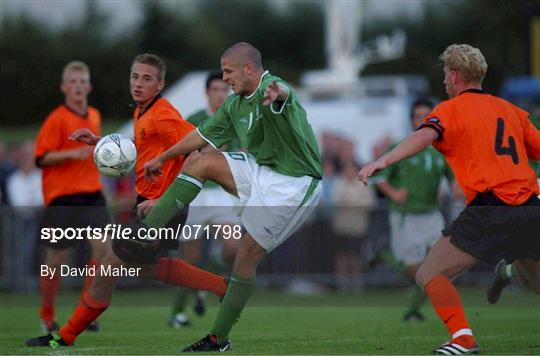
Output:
[197,99,236,149]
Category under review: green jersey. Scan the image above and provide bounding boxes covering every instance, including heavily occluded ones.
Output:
[378,145,452,213]
[188,109,243,152]
[198,71,322,179]
[187,109,210,127]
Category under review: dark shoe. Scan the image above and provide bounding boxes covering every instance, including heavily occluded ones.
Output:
[86,321,100,332]
[487,260,511,304]
[403,310,425,321]
[182,334,231,352]
[26,332,68,348]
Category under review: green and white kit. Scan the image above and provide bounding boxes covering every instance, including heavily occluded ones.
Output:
[197,71,322,251]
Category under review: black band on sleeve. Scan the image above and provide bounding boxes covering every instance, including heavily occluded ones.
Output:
[418,117,444,139]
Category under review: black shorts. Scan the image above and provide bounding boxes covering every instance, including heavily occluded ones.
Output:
[133,195,188,251]
[40,191,111,250]
[443,192,540,265]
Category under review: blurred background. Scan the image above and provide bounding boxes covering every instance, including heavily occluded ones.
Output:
[1,0,539,294]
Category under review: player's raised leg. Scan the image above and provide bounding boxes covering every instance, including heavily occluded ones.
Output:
[415,236,479,354]
[143,151,236,230]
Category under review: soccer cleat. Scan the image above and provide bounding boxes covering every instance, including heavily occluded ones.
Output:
[26,331,68,348]
[403,310,425,321]
[86,321,100,332]
[169,313,191,328]
[487,260,511,304]
[194,291,206,316]
[40,319,59,334]
[181,334,231,352]
[433,341,479,354]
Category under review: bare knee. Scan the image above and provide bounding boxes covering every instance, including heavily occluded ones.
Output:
[415,265,432,290]
[44,248,68,269]
[183,152,213,180]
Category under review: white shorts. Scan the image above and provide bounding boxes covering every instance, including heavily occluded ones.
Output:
[389,210,444,265]
[182,186,240,242]
[223,152,321,252]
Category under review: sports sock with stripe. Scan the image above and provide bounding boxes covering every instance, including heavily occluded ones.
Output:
[210,274,254,343]
[39,273,61,322]
[143,173,202,228]
[58,292,110,345]
[424,275,476,347]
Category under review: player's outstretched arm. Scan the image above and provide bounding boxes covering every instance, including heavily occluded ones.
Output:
[358,127,438,184]
[144,130,206,182]
[37,146,93,166]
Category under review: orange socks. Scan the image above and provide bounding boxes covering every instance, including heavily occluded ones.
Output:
[157,257,228,297]
[425,275,476,347]
[59,292,110,345]
[39,274,61,322]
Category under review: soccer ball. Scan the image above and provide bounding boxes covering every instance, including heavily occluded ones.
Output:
[93,134,137,177]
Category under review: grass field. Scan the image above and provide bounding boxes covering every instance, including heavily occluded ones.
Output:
[1,287,539,355]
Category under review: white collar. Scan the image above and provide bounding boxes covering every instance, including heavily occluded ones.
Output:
[245,70,269,99]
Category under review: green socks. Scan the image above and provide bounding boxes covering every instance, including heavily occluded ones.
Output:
[210,274,254,342]
[408,285,427,313]
[143,173,202,228]
[172,287,189,315]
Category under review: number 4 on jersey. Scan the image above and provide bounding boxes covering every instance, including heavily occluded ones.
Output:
[495,118,519,164]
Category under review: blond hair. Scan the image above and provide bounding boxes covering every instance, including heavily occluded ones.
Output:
[62,61,90,81]
[132,53,166,80]
[439,44,487,83]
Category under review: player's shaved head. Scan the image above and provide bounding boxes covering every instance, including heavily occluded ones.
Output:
[222,42,263,69]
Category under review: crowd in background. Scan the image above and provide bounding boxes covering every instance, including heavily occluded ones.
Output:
[0,127,475,293]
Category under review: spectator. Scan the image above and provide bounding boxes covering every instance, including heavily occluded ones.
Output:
[5,140,44,291]
[332,161,375,289]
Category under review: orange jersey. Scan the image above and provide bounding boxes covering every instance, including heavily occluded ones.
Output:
[133,96,195,199]
[35,105,103,205]
[422,89,540,205]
